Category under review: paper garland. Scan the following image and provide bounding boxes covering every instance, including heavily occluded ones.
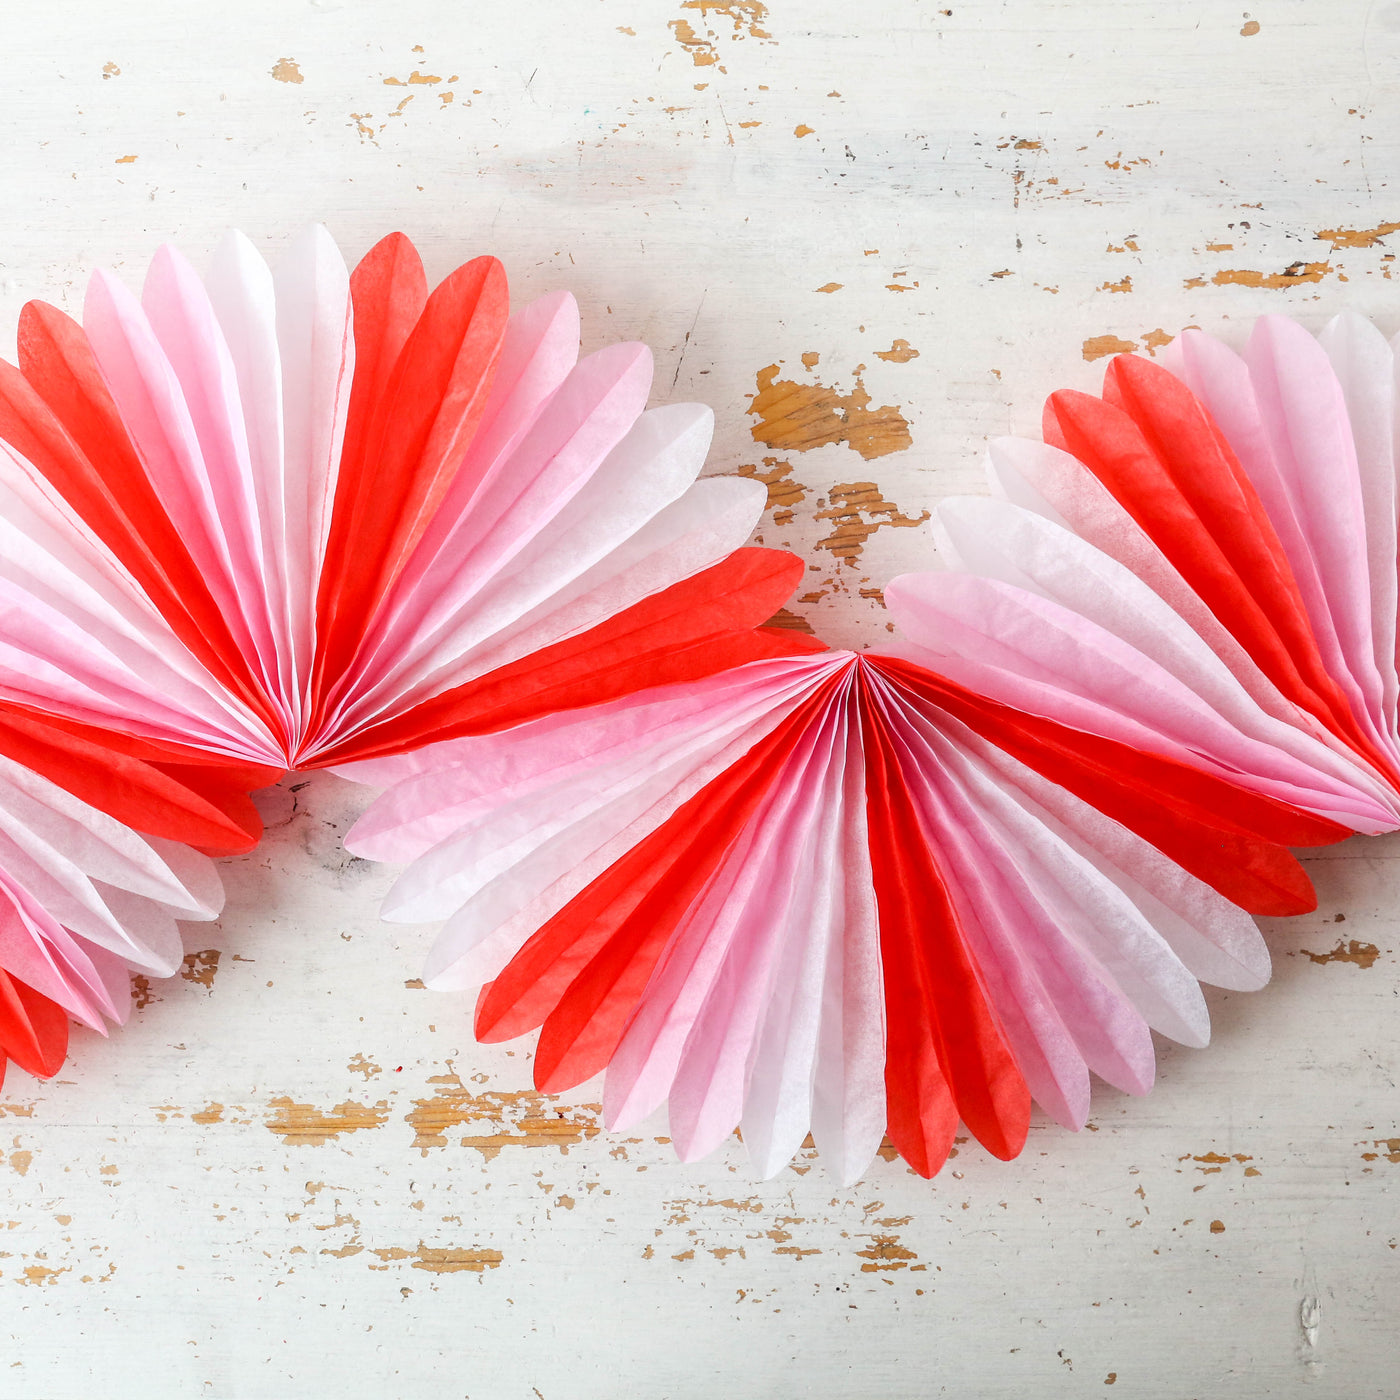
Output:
[0,229,1375,1184]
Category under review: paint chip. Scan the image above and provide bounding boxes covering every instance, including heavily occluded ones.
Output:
[270,57,304,84]
[1188,262,1331,290]
[668,0,775,71]
[411,1244,503,1274]
[874,339,920,362]
[736,455,807,514]
[816,482,929,563]
[1315,221,1400,249]
[179,948,221,989]
[348,1053,383,1081]
[265,1096,390,1146]
[1360,1137,1400,1164]
[405,1070,600,1159]
[855,1233,918,1271]
[1300,938,1381,969]
[748,364,912,461]
[1082,334,1137,361]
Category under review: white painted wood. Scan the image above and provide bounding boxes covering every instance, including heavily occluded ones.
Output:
[0,2,1397,1395]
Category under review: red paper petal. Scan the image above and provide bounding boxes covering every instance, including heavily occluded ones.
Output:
[0,969,67,1081]
[0,703,273,853]
[860,666,1030,1173]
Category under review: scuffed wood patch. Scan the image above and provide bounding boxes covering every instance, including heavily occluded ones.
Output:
[1300,939,1383,969]
[747,364,912,461]
[815,482,930,564]
[266,1097,392,1146]
[405,1070,600,1159]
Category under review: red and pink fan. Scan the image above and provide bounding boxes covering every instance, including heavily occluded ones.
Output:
[0,229,814,1084]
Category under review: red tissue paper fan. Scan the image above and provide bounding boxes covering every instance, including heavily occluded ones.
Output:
[0,228,817,1086]
[343,607,1343,1182]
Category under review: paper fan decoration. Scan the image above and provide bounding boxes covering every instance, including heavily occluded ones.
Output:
[0,227,818,1086]
[342,643,1341,1183]
[890,313,1400,842]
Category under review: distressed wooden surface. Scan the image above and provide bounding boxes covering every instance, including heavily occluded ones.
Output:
[0,3,1398,1396]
